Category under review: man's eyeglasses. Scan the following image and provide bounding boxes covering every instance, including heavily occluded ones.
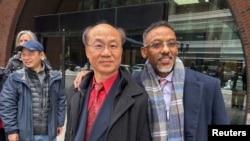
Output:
[144,41,180,49]
[86,43,120,51]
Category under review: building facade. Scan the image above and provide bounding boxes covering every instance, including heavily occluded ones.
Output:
[0,0,249,124]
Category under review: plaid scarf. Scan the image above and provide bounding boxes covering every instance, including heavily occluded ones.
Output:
[141,57,184,141]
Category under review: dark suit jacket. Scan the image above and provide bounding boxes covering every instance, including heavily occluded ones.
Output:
[133,68,229,141]
[183,69,229,141]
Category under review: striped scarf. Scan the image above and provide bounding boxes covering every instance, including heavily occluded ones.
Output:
[141,57,184,141]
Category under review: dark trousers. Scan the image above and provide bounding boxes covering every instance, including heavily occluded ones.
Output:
[231,90,245,108]
[0,128,6,141]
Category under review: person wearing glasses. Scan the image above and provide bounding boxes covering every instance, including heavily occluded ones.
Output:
[73,21,229,141]
[133,21,229,141]
[64,22,151,141]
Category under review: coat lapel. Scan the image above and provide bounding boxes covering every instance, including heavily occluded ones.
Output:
[109,92,135,127]
[184,70,204,137]
[108,73,142,129]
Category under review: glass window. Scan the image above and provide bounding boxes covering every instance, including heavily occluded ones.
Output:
[169,0,246,124]
[63,0,246,124]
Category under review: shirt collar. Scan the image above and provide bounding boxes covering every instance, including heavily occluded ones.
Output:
[92,71,119,92]
[157,71,173,82]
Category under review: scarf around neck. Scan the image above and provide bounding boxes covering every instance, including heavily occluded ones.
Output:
[141,57,185,141]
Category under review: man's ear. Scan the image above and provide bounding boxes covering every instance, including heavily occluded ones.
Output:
[85,46,89,59]
[141,47,147,59]
[40,52,45,60]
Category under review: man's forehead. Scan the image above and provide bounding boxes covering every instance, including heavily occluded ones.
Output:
[88,24,121,41]
[92,37,119,43]
[146,26,175,39]
[148,26,173,34]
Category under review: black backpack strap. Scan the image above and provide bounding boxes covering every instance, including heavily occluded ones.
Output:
[0,67,11,91]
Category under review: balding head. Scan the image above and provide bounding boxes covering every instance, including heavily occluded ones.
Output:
[82,22,126,46]
[82,22,125,81]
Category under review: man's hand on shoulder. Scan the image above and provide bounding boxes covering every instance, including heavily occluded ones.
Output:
[74,70,90,89]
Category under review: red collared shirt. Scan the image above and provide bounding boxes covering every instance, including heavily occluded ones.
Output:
[88,72,119,110]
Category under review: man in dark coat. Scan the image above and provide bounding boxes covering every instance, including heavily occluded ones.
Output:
[64,22,151,141]
[133,21,229,141]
